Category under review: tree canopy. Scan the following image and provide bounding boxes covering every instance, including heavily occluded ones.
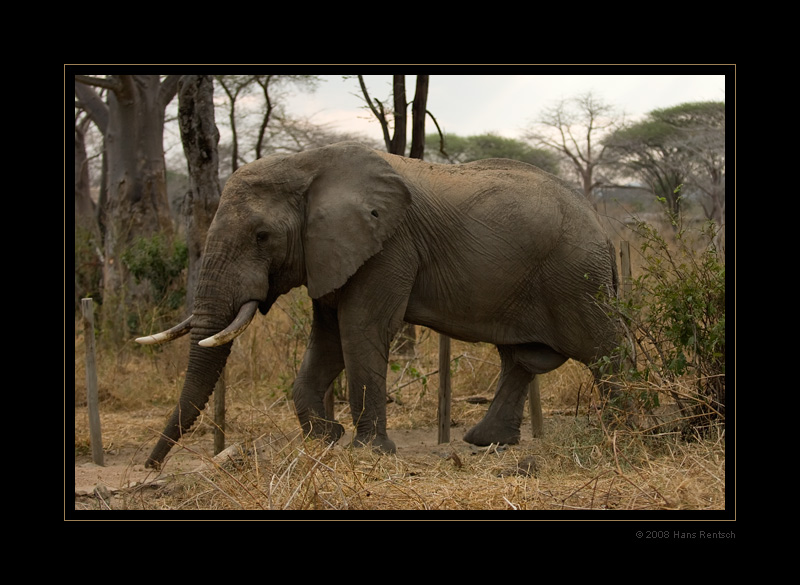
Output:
[605,101,725,224]
[424,132,561,175]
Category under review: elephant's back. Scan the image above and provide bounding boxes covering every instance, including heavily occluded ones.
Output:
[380,150,606,251]
[462,158,589,205]
[386,153,590,211]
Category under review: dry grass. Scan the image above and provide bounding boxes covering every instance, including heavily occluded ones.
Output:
[73,286,727,513]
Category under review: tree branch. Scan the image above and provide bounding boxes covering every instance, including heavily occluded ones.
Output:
[74,74,121,92]
[74,81,109,134]
[426,110,448,159]
[358,75,392,152]
[159,75,181,108]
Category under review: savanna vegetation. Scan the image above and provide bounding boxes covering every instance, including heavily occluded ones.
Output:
[72,73,729,513]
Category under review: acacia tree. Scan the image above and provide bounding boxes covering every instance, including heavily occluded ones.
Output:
[75,74,179,341]
[657,102,725,226]
[524,92,622,207]
[605,101,725,225]
[423,132,561,173]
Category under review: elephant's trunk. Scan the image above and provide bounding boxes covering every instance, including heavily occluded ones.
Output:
[145,327,232,469]
[145,328,232,469]
[144,302,258,470]
[142,238,263,468]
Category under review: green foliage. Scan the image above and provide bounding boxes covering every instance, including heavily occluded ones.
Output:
[425,132,561,175]
[650,101,726,128]
[605,218,725,430]
[391,362,429,389]
[122,233,188,310]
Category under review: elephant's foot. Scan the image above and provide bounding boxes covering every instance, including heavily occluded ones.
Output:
[352,432,397,454]
[463,420,520,447]
[306,416,345,444]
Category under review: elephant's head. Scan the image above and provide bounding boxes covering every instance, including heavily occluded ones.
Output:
[137,142,411,468]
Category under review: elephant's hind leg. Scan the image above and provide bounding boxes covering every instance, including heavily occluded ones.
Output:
[463,343,567,446]
[292,300,345,443]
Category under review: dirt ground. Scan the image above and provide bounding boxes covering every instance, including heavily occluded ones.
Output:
[73,418,537,506]
[73,427,442,494]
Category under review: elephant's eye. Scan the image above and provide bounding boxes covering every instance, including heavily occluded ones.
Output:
[256,231,269,245]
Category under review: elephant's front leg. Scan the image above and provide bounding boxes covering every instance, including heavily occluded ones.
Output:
[338,292,409,454]
[292,300,345,443]
[338,323,398,452]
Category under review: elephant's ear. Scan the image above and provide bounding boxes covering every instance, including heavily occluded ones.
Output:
[304,143,411,298]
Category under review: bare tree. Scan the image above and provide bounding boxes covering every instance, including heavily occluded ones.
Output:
[358,75,430,159]
[275,116,381,153]
[525,91,622,207]
[75,74,179,341]
[215,75,320,173]
[215,75,253,174]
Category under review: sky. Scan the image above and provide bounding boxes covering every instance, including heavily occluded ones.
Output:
[284,70,729,143]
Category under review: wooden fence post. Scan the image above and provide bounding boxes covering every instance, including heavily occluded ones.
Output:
[528,378,543,438]
[81,298,104,466]
[437,334,451,443]
[619,240,632,299]
[213,369,225,455]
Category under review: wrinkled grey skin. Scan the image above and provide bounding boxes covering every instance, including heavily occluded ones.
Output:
[144,142,618,469]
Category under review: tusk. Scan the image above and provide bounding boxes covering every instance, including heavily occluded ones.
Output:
[135,315,193,345]
[198,300,259,347]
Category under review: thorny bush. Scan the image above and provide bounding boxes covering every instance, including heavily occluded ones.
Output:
[600,217,725,434]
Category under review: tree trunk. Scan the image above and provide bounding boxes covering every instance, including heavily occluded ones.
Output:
[397,76,429,355]
[74,116,97,229]
[409,76,428,160]
[74,115,103,311]
[77,75,179,342]
[390,75,407,156]
[178,75,221,312]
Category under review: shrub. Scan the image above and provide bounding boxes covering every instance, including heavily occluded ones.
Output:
[122,233,188,310]
[118,234,188,340]
[603,216,725,433]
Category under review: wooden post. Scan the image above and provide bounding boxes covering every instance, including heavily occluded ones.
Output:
[213,369,225,455]
[324,383,335,420]
[620,240,632,299]
[528,377,543,438]
[437,334,451,443]
[81,298,104,466]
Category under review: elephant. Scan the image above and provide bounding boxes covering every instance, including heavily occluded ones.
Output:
[137,141,619,469]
